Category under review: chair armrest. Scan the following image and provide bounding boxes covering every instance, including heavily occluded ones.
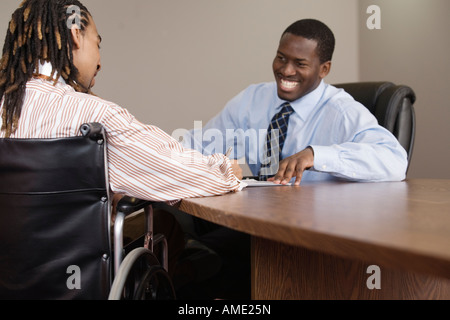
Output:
[116,196,155,216]
[113,196,157,275]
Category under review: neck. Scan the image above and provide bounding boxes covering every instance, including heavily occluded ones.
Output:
[33,61,66,85]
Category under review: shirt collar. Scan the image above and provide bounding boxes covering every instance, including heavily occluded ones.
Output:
[275,80,326,121]
[35,61,66,85]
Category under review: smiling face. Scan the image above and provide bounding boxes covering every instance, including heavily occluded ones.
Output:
[272,33,331,102]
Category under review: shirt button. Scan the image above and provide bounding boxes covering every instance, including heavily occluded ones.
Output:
[322,165,327,170]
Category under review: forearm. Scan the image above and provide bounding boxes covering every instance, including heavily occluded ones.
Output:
[104,109,244,201]
[310,142,408,182]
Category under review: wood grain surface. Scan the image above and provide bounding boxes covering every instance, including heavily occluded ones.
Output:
[179,179,450,299]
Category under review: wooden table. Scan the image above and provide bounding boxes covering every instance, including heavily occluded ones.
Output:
[179,179,450,299]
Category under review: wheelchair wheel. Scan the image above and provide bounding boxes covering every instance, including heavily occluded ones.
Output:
[109,247,176,300]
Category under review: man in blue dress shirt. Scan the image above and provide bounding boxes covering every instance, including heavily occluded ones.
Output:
[183,19,407,185]
[176,19,408,299]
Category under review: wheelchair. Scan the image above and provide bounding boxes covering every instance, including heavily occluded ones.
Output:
[0,122,176,300]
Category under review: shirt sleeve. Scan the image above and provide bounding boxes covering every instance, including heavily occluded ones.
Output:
[310,100,408,182]
[102,105,245,201]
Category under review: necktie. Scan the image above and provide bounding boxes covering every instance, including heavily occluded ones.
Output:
[259,102,294,180]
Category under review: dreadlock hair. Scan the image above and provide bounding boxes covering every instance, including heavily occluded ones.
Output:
[0,0,91,137]
[282,19,335,64]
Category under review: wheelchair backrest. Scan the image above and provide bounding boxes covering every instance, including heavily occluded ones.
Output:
[0,123,112,299]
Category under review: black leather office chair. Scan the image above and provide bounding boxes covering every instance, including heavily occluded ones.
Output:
[0,123,175,300]
[334,81,416,171]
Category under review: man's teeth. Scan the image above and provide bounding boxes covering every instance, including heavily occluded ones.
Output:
[281,79,299,89]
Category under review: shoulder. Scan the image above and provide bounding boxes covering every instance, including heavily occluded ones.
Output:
[227,81,277,108]
[64,87,119,109]
[57,83,136,123]
[28,79,121,109]
[240,81,276,97]
[320,83,379,130]
[322,83,370,116]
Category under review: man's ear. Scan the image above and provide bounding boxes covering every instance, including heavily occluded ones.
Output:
[319,61,331,79]
[70,26,82,49]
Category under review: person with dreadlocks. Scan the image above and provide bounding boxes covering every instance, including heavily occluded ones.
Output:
[0,0,245,293]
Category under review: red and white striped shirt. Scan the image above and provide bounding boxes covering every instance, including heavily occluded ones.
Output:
[0,77,245,201]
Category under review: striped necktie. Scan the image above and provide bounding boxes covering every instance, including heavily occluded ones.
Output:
[259,102,294,180]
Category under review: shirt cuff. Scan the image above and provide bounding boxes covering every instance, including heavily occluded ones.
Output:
[309,145,340,173]
[236,180,248,191]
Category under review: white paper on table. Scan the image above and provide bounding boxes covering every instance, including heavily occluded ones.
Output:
[241,178,292,187]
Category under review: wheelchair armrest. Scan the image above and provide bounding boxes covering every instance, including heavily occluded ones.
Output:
[116,196,156,216]
[113,196,168,275]
[113,196,154,275]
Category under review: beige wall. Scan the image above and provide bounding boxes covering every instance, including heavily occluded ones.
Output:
[83,0,360,134]
[359,0,450,179]
[3,1,448,180]
[0,0,360,134]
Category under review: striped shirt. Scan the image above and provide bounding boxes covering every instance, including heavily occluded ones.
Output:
[0,77,245,201]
